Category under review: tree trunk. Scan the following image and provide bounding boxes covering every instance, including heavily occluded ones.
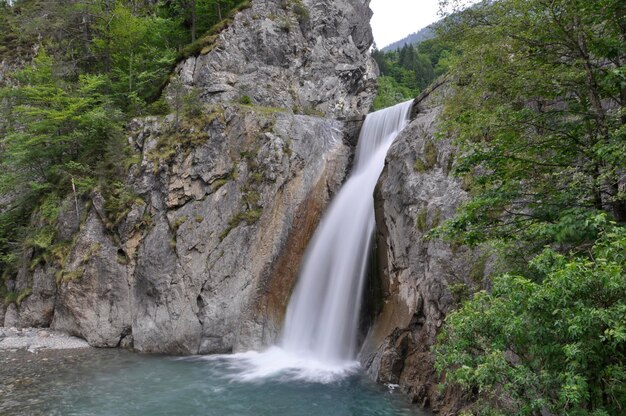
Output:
[191,0,197,42]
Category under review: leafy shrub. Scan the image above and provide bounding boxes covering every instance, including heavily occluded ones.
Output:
[435,225,626,415]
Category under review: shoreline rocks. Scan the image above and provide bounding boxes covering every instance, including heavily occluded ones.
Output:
[0,327,90,352]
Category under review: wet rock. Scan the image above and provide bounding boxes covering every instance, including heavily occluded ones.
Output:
[360,83,485,415]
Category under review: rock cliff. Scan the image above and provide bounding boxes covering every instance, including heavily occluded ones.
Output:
[2,0,377,354]
[360,83,485,415]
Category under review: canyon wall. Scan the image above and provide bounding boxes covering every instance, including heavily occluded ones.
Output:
[361,83,485,415]
[3,0,377,354]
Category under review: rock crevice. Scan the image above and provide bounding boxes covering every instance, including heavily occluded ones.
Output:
[361,84,485,415]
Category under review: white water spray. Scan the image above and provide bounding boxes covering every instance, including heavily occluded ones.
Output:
[212,100,413,382]
[281,100,414,364]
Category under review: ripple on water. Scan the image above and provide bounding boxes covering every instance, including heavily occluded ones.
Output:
[0,348,431,416]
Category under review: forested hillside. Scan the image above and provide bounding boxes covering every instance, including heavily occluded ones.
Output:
[432,0,626,414]
[371,37,451,110]
[0,0,248,293]
[381,25,434,52]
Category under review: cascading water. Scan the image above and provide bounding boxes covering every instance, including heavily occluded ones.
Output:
[211,100,413,382]
[281,100,414,364]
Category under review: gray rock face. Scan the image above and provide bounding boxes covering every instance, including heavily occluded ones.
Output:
[127,107,351,354]
[169,0,377,119]
[51,210,132,347]
[15,266,56,328]
[360,85,483,414]
[5,0,376,354]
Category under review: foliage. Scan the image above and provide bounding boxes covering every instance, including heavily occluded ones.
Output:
[0,0,250,283]
[0,49,123,275]
[372,76,415,111]
[435,225,626,415]
[433,1,626,414]
[2,50,122,188]
[92,4,181,111]
[371,36,452,110]
[435,0,626,254]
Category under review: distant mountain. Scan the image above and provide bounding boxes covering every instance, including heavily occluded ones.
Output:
[381,25,436,52]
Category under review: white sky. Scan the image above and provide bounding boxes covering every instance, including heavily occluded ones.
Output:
[369,0,478,49]
[370,0,442,49]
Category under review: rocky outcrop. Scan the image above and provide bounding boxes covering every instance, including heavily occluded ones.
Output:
[3,0,377,354]
[360,84,485,415]
[171,0,376,119]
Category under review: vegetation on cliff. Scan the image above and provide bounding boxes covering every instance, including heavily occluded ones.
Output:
[0,0,246,291]
[433,0,626,414]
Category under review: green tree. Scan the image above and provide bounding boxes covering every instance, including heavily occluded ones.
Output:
[435,222,626,415]
[372,75,415,111]
[0,49,122,273]
[93,3,180,110]
[433,1,626,414]
[437,0,626,254]
[371,40,447,109]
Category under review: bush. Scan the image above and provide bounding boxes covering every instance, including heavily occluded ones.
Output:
[435,225,626,415]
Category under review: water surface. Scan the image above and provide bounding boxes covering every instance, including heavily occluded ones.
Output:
[0,348,430,416]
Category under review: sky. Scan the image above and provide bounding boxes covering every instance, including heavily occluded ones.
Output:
[369,0,442,49]
[369,0,477,49]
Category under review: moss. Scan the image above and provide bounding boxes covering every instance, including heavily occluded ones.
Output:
[297,106,324,117]
[148,106,225,166]
[292,0,310,24]
[243,190,260,207]
[461,173,474,192]
[195,215,204,223]
[416,207,429,232]
[172,216,189,233]
[219,208,263,241]
[249,172,264,184]
[211,169,235,192]
[64,270,83,282]
[56,269,84,285]
[415,140,438,173]
[211,178,230,191]
[4,291,18,306]
[284,139,293,157]
[239,95,252,105]
[424,140,438,168]
[277,18,291,32]
[445,153,455,174]
[30,226,56,250]
[82,243,102,264]
[432,208,442,228]
[414,157,427,172]
[16,288,32,305]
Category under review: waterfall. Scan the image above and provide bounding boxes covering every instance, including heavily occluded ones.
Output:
[281,100,414,364]
[212,100,413,382]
